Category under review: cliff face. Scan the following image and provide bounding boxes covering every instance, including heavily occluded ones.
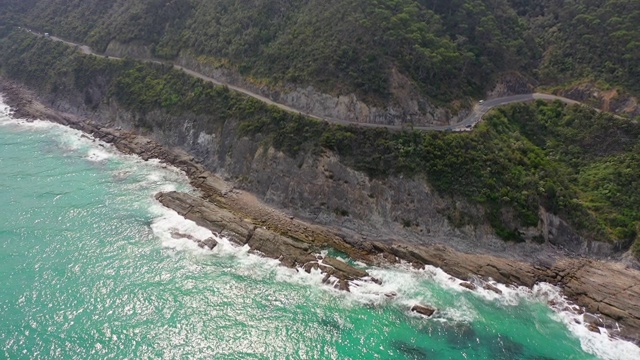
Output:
[30,71,620,264]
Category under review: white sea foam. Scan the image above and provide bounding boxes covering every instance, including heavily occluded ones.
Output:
[47,123,191,194]
[530,283,640,360]
[408,263,640,359]
[149,214,483,323]
[302,255,639,359]
[0,101,188,190]
[0,114,57,129]
[148,203,313,286]
[142,208,640,359]
[0,96,50,129]
[0,97,12,117]
[146,171,163,183]
[86,147,113,162]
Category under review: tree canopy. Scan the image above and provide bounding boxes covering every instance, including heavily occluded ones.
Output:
[7,0,637,105]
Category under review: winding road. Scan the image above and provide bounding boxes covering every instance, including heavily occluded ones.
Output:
[31,30,584,131]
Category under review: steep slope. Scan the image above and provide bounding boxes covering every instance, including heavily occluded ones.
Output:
[510,0,640,94]
[2,31,640,263]
[3,1,639,124]
[0,1,532,108]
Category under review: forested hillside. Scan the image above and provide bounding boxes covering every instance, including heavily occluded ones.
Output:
[512,0,640,94]
[2,30,640,256]
[2,0,637,107]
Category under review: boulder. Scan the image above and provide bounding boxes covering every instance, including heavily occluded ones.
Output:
[382,252,399,264]
[587,323,601,334]
[460,282,477,291]
[322,256,368,279]
[335,279,350,292]
[322,273,332,284]
[411,304,436,317]
[303,262,319,273]
[483,283,503,295]
[198,237,218,250]
[583,314,605,328]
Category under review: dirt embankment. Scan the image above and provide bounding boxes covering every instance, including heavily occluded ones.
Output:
[552,83,640,117]
[2,78,640,344]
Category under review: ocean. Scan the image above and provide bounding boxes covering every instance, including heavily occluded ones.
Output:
[1,96,638,359]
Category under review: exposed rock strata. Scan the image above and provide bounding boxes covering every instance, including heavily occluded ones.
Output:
[2,79,640,344]
[172,52,463,127]
[553,83,640,118]
[553,259,640,342]
[154,190,376,287]
[98,42,464,127]
[0,66,619,264]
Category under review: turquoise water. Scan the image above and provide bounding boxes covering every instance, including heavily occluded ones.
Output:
[0,99,638,359]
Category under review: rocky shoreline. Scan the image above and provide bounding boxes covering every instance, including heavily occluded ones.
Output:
[1,78,640,344]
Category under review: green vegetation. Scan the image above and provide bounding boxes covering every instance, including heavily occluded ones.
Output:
[523,0,640,94]
[242,99,640,249]
[2,30,640,254]
[2,1,638,103]
[2,0,639,105]
[0,0,535,106]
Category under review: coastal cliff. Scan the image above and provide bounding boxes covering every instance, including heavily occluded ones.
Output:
[3,29,640,342]
[4,63,618,262]
[1,0,640,352]
[2,78,640,344]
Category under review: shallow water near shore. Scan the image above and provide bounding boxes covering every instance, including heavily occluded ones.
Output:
[1,98,639,359]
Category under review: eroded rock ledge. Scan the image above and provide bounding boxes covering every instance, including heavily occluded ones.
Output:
[155,190,378,292]
[2,79,640,344]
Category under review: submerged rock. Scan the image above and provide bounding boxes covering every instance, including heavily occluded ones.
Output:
[170,231,197,241]
[487,335,525,359]
[391,340,435,359]
[444,322,479,349]
[170,230,217,250]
